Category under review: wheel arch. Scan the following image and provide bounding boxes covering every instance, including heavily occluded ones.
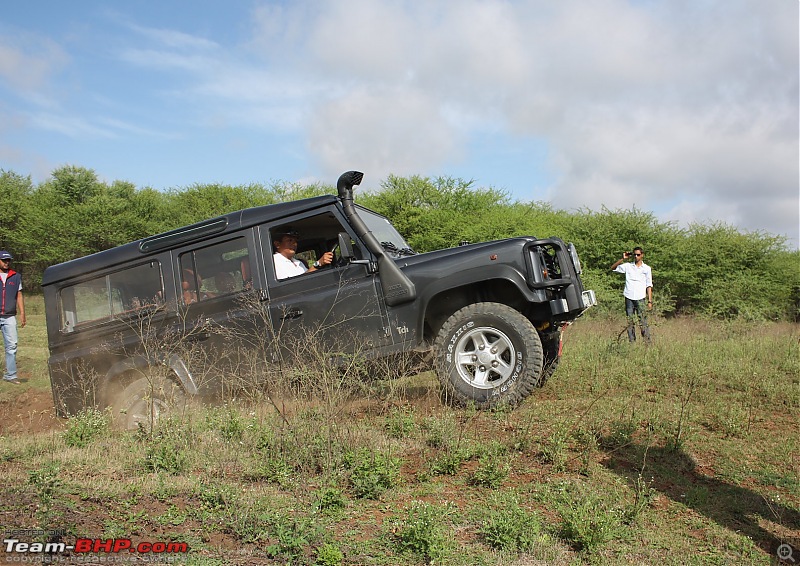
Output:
[420,276,533,345]
[101,354,198,404]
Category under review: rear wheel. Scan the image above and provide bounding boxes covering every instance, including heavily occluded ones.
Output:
[109,372,186,431]
[434,302,543,409]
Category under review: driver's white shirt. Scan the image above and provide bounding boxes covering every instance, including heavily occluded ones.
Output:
[274,252,307,279]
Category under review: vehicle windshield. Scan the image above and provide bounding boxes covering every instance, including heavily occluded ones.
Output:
[357,206,416,257]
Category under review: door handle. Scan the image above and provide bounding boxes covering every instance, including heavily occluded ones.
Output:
[281,309,303,320]
[186,332,210,342]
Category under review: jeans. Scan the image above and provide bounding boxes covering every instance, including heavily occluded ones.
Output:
[625,298,651,343]
[0,316,18,380]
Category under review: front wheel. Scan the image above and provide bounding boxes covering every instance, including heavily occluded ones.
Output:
[434,303,543,409]
[109,372,186,431]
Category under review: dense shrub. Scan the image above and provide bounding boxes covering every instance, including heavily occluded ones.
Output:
[1,166,795,320]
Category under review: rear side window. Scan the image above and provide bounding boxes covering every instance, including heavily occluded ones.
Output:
[59,261,164,332]
[178,237,251,305]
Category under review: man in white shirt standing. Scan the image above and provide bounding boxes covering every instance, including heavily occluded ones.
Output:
[273,228,333,280]
[611,247,653,343]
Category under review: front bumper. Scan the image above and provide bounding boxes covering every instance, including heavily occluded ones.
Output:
[549,289,597,316]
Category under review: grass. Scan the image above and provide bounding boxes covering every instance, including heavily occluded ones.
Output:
[0,297,797,564]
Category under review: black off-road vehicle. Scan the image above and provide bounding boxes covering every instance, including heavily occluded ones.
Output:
[43,171,595,427]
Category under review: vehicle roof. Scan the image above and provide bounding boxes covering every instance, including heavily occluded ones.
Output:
[42,195,339,286]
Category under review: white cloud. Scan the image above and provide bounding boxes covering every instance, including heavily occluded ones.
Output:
[30,112,118,139]
[250,0,798,245]
[0,35,67,92]
[1,0,796,245]
[307,86,460,183]
[127,23,219,51]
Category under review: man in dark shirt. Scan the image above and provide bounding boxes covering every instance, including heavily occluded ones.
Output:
[0,251,26,384]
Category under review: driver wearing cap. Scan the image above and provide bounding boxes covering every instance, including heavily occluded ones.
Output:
[273,228,333,280]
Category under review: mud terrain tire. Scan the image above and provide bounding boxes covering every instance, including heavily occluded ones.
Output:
[434,302,543,409]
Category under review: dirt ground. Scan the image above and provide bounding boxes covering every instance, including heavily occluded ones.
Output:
[1,374,797,564]
[0,385,64,435]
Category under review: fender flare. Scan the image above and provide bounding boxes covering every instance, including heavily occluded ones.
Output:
[414,264,535,338]
[103,354,199,397]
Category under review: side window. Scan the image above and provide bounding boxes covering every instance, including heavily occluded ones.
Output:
[178,237,250,305]
[269,212,361,281]
[60,261,164,332]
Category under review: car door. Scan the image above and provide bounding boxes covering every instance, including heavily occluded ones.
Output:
[175,232,261,396]
[257,211,392,364]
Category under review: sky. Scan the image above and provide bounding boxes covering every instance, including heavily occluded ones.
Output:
[1,0,798,248]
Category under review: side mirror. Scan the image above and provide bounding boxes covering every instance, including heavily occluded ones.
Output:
[338,232,356,259]
[337,232,375,271]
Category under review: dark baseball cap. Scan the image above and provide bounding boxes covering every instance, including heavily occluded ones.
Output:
[0,251,12,260]
[274,227,300,239]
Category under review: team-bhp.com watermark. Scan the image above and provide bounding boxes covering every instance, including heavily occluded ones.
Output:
[3,529,188,563]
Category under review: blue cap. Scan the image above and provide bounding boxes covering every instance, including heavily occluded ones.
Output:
[0,251,12,260]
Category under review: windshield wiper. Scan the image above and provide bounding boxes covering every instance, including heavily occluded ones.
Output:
[381,241,416,257]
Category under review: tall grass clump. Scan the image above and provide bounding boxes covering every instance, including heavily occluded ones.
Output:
[344,448,401,499]
[469,442,511,488]
[478,494,547,552]
[392,501,452,564]
[555,482,625,554]
[63,408,110,448]
[140,416,191,474]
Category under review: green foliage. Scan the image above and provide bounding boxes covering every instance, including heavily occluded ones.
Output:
[393,501,451,563]
[226,503,273,544]
[0,169,33,256]
[360,175,512,252]
[469,443,511,488]
[540,424,570,472]
[195,481,238,513]
[265,513,320,562]
[143,439,189,474]
[3,311,797,564]
[428,449,469,476]
[2,163,795,321]
[623,473,657,524]
[344,448,401,499]
[141,419,190,474]
[479,502,545,552]
[203,405,246,441]
[384,407,415,439]
[564,206,678,272]
[315,542,344,566]
[63,408,110,448]
[557,485,625,554]
[315,487,347,513]
[671,223,792,318]
[28,462,62,506]
[421,415,457,449]
[249,457,295,488]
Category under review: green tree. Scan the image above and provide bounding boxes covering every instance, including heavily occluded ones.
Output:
[0,170,34,261]
[676,224,791,319]
[49,165,99,204]
[3,165,797,322]
[360,175,511,252]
